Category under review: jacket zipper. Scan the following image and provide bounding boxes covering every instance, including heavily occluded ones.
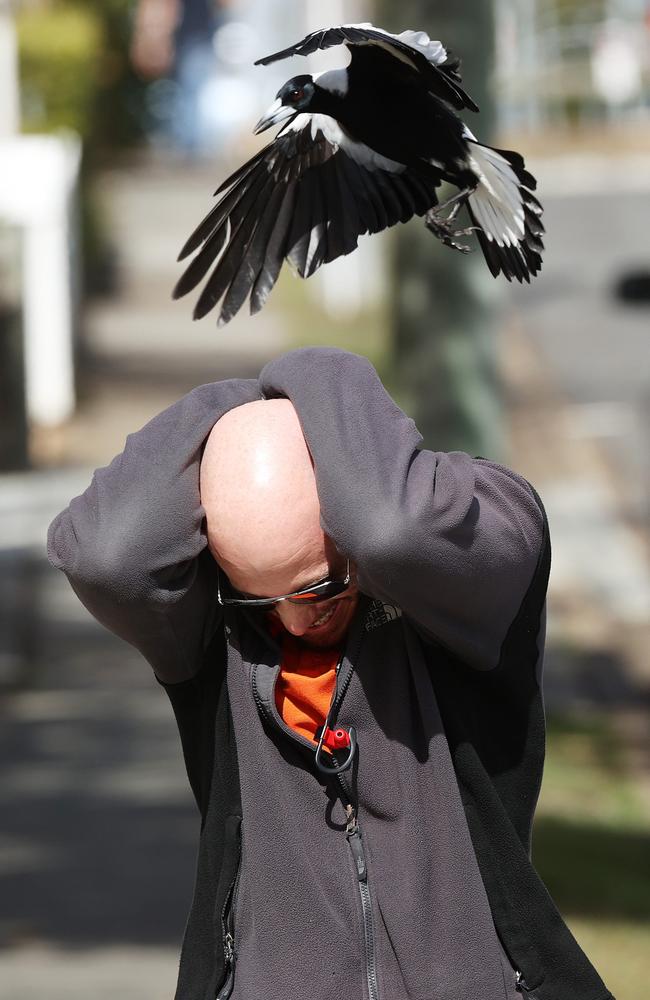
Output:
[216,862,241,1000]
[250,609,378,997]
[515,970,540,997]
[324,624,380,1000]
[342,798,380,1000]
[327,623,380,999]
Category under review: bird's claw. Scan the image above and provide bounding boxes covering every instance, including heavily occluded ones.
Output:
[424,210,478,254]
[442,233,473,254]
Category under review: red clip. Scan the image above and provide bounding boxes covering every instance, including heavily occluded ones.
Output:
[322,726,351,751]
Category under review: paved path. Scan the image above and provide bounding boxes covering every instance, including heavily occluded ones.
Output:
[510,156,650,532]
[0,496,197,998]
[502,155,650,698]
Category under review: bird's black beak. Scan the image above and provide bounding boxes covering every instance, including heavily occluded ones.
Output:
[254,97,295,135]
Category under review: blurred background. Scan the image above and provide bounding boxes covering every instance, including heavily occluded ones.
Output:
[1,0,649,997]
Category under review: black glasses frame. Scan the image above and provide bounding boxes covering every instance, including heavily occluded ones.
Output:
[216,558,351,608]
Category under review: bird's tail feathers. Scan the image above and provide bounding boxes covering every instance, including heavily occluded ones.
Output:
[465,141,544,283]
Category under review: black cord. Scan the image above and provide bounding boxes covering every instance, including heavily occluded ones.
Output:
[314,725,357,775]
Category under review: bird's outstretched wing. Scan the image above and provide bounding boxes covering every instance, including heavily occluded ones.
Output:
[174,114,440,326]
[255,23,479,114]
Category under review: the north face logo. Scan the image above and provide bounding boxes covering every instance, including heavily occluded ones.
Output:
[364,601,402,632]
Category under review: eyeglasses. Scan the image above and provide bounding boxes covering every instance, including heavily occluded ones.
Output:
[216,558,351,607]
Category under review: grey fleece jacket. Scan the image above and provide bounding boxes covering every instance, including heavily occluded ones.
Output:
[48,348,546,1000]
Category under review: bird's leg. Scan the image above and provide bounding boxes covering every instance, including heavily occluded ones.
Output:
[424,185,479,253]
[437,185,474,219]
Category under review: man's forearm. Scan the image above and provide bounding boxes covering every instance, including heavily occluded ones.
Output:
[260,348,544,670]
[48,378,259,681]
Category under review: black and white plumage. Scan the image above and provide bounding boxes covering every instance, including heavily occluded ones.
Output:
[174,23,544,326]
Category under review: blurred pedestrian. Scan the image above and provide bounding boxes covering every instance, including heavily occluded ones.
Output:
[130,0,232,157]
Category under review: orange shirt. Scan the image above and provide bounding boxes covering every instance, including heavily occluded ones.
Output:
[268,615,340,746]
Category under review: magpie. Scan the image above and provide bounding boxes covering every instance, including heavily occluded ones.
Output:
[174,23,544,326]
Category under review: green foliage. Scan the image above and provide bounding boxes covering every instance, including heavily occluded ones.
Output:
[17,1,147,152]
[84,0,149,152]
[17,4,103,138]
[16,1,148,297]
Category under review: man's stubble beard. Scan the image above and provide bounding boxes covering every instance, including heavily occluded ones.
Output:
[292,594,359,649]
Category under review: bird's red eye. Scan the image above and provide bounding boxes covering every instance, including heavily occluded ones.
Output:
[291,88,304,100]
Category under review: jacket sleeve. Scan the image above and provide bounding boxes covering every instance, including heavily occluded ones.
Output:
[47,378,260,682]
[259,348,544,671]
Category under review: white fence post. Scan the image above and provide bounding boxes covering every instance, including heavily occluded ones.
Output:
[0,134,82,427]
[0,0,19,138]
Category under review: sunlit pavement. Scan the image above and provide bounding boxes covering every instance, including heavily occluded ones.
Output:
[1,150,649,997]
[0,947,182,1000]
[511,153,650,533]
[504,153,650,705]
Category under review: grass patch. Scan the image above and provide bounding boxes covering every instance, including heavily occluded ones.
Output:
[539,714,647,830]
[558,919,650,1000]
[533,712,650,1000]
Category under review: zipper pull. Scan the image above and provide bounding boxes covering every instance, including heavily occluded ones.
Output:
[344,803,357,834]
[216,936,236,1000]
[316,725,351,751]
[515,970,528,993]
[345,805,367,882]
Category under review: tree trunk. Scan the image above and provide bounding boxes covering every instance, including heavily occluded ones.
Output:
[0,226,28,471]
[377,0,503,457]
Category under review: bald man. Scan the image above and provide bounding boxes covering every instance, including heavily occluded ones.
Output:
[200,398,359,648]
[48,348,612,1000]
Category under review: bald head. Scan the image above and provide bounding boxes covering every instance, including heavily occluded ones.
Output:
[200,398,328,595]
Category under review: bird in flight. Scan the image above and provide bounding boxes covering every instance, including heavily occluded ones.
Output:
[174,23,544,326]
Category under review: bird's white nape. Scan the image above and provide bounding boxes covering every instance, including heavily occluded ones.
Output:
[313,68,349,97]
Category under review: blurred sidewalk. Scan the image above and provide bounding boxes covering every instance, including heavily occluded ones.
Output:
[504,154,650,706]
[1,150,649,998]
[501,319,650,802]
[39,152,289,469]
[0,151,291,1000]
